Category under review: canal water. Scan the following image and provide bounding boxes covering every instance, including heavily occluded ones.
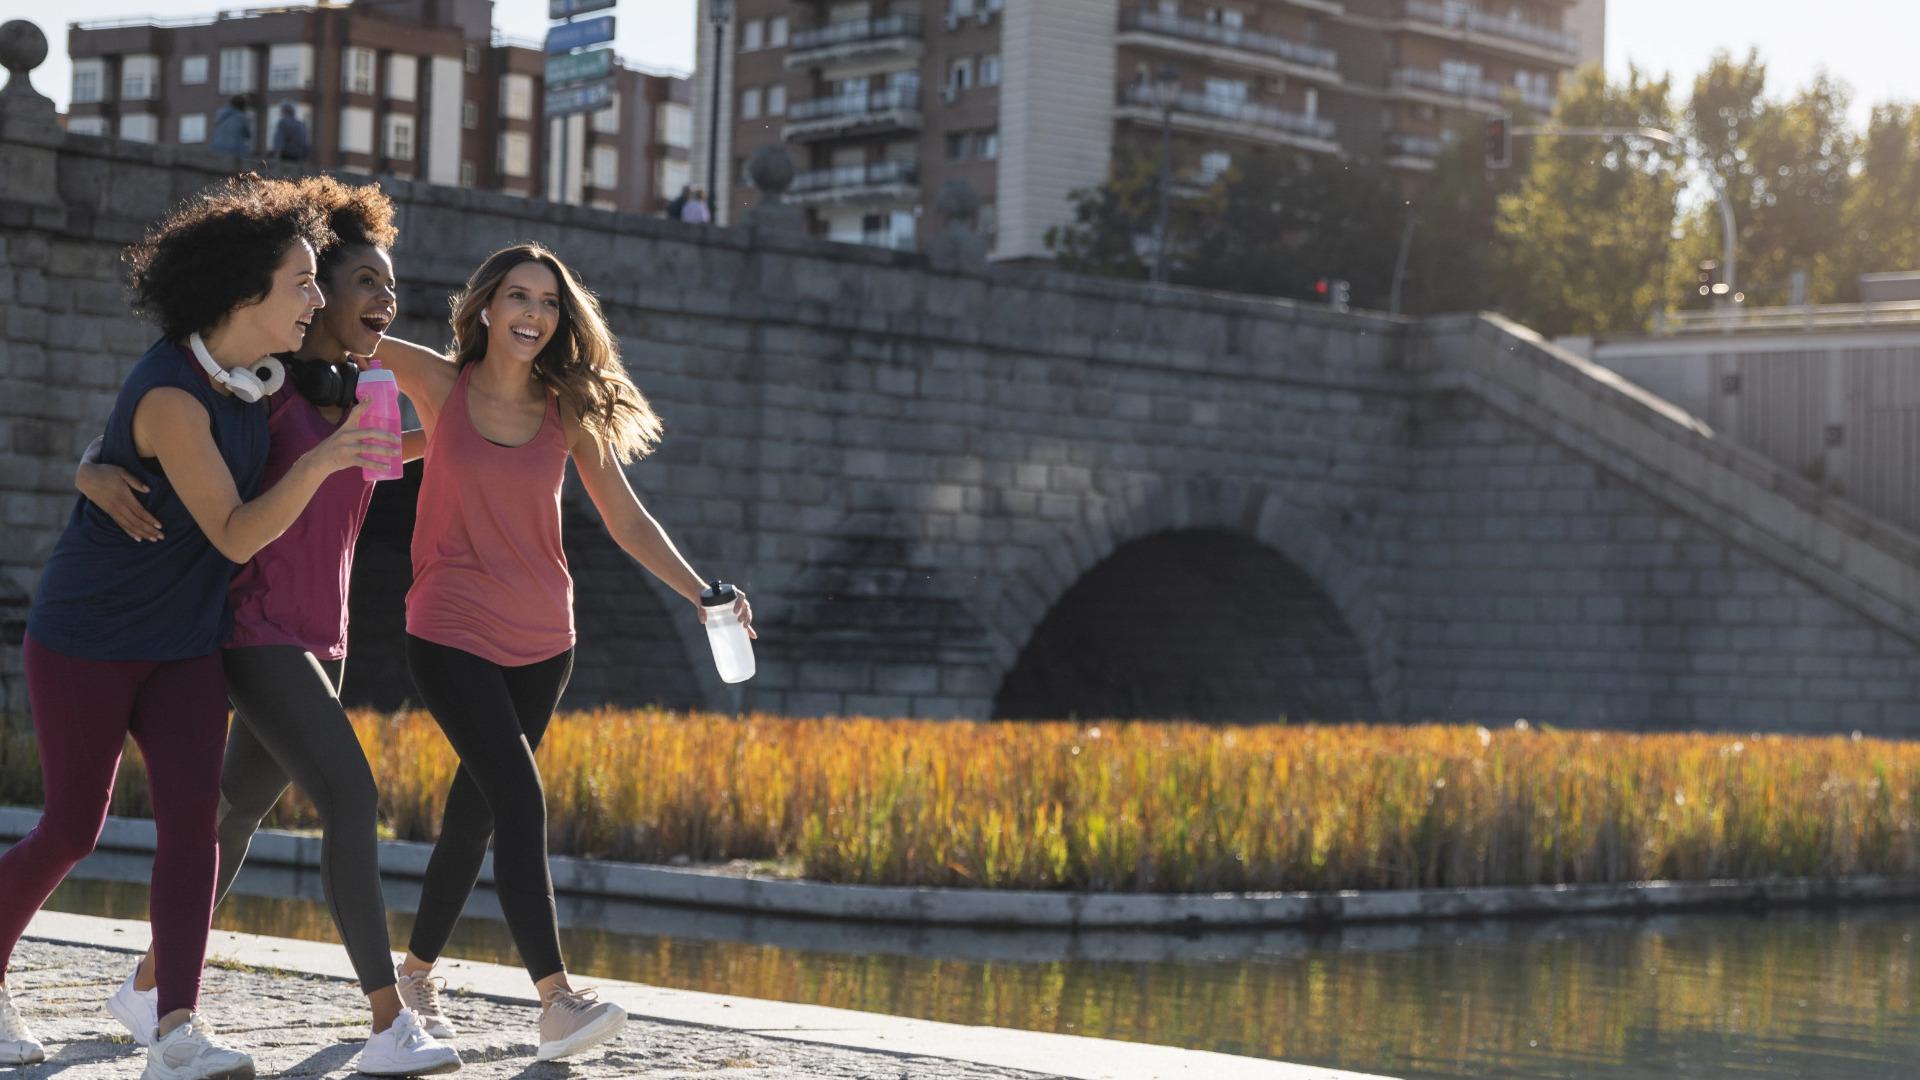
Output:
[37,851,1920,1079]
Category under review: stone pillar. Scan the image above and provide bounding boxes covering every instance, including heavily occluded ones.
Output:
[0,20,61,212]
[927,179,988,272]
[742,144,806,233]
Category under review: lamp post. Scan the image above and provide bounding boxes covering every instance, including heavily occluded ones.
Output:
[706,0,734,201]
[1150,62,1180,286]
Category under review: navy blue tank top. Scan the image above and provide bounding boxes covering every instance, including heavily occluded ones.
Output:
[28,338,270,661]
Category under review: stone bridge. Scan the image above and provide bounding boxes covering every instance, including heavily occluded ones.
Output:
[9,101,1920,731]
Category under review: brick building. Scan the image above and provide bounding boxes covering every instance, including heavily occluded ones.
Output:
[64,0,691,214]
[692,0,1598,257]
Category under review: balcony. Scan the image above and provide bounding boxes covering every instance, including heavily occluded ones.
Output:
[1403,1,1580,63]
[1117,84,1337,153]
[1389,67,1553,115]
[784,84,923,141]
[1117,8,1340,84]
[788,160,921,206]
[786,14,925,72]
[1384,132,1445,169]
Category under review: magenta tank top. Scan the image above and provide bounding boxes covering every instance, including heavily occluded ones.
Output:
[406,363,574,666]
[227,383,376,658]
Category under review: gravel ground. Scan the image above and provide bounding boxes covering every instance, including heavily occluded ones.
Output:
[3,939,1068,1079]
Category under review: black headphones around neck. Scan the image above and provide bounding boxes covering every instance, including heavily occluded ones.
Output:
[285,357,361,410]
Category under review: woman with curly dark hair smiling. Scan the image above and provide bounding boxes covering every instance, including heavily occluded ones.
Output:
[0,174,397,1080]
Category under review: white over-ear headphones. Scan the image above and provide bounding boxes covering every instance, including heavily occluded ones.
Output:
[189,332,285,404]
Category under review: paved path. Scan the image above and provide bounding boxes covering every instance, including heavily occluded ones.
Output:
[11,911,1395,1080]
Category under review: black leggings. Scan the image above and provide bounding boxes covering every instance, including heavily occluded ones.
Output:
[218,646,394,993]
[405,635,573,982]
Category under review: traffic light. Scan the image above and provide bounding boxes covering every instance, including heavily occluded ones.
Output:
[1315,278,1350,311]
[1315,278,1329,297]
[1484,114,1511,169]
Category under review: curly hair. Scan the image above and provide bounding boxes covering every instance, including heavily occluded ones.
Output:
[124,173,335,341]
[449,243,663,465]
[296,175,399,280]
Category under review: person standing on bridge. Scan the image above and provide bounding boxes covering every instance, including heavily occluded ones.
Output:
[370,242,753,1062]
[0,174,396,1079]
[73,176,460,1078]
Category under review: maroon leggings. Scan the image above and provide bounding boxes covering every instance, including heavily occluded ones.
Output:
[0,635,228,1017]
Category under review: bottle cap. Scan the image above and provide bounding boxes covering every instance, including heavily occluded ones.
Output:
[700,580,737,607]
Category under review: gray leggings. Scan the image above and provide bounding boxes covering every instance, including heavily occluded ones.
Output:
[218,646,394,994]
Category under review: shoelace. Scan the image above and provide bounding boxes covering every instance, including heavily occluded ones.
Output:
[403,972,446,1014]
[546,987,601,1015]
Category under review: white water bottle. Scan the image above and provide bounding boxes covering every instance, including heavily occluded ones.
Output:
[701,581,755,684]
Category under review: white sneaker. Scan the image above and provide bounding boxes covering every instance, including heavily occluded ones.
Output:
[357,1008,462,1076]
[0,986,46,1066]
[106,963,161,1046]
[393,965,456,1039]
[141,1014,254,1080]
[534,988,625,1062]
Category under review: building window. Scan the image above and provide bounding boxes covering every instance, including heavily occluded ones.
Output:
[768,16,789,47]
[978,128,999,159]
[766,84,786,116]
[1205,5,1245,27]
[337,107,374,154]
[460,159,476,187]
[592,92,620,134]
[384,114,414,161]
[741,19,764,51]
[1198,150,1231,182]
[980,53,1001,87]
[659,102,692,148]
[67,115,108,136]
[1204,77,1248,103]
[591,145,618,189]
[388,55,418,102]
[178,113,207,143]
[949,0,976,16]
[342,47,376,95]
[118,114,158,143]
[121,55,159,101]
[181,55,208,86]
[464,44,482,74]
[463,100,479,129]
[945,131,970,161]
[1303,87,1318,117]
[658,158,690,199]
[978,199,996,247]
[219,47,254,93]
[71,59,104,104]
[269,44,314,91]
[740,86,762,120]
[500,73,533,120]
[498,131,531,177]
[948,58,972,92]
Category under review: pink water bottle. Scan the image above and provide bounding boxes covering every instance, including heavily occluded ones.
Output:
[356,361,403,481]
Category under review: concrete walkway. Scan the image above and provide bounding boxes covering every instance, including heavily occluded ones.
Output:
[12,911,1395,1080]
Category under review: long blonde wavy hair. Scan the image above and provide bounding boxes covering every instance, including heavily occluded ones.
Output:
[449,242,662,464]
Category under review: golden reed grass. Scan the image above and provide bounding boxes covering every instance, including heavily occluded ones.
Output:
[5,712,1920,891]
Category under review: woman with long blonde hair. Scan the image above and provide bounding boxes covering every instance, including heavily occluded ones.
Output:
[372,242,753,1062]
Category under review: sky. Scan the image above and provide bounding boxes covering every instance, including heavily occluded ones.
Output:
[25,0,1920,130]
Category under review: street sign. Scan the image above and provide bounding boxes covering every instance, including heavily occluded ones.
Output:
[544,77,615,117]
[546,47,613,87]
[549,0,615,17]
[546,15,615,54]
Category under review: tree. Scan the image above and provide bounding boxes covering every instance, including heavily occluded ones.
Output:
[1045,146,1223,280]
[1828,104,1920,299]
[1492,65,1684,335]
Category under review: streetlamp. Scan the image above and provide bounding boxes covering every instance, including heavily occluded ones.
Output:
[706,0,734,200]
[1150,62,1180,285]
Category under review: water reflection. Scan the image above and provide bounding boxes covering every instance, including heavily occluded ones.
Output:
[38,851,1920,1079]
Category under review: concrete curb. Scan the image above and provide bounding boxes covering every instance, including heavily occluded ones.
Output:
[10,805,1920,929]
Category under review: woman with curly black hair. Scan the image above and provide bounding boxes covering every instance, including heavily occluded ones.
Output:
[75,176,459,1077]
[0,174,396,1080]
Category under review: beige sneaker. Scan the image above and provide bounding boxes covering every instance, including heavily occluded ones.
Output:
[393,966,456,1039]
[534,988,625,1062]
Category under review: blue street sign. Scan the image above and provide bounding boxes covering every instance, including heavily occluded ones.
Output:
[544,78,615,117]
[549,0,615,17]
[546,15,615,54]
[546,47,614,87]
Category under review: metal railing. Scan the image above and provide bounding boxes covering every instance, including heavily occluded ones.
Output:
[1658,301,1920,336]
[1404,1,1579,55]
[791,160,920,194]
[788,83,921,122]
[72,5,306,30]
[1387,132,1445,158]
[1119,8,1337,70]
[1122,84,1336,141]
[1392,67,1557,113]
[790,13,923,52]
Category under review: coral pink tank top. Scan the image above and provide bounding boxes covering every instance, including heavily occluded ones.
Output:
[406,363,574,666]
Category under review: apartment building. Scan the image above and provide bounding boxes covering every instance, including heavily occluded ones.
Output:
[65,0,692,215]
[692,0,1596,259]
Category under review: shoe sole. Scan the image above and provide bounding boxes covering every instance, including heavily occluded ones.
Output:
[0,1047,46,1066]
[106,989,156,1047]
[534,1009,626,1062]
[358,1053,463,1077]
[418,1018,456,1040]
[140,1065,254,1080]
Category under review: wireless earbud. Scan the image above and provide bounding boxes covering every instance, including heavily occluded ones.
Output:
[480,310,491,327]
[189,333,285,404]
